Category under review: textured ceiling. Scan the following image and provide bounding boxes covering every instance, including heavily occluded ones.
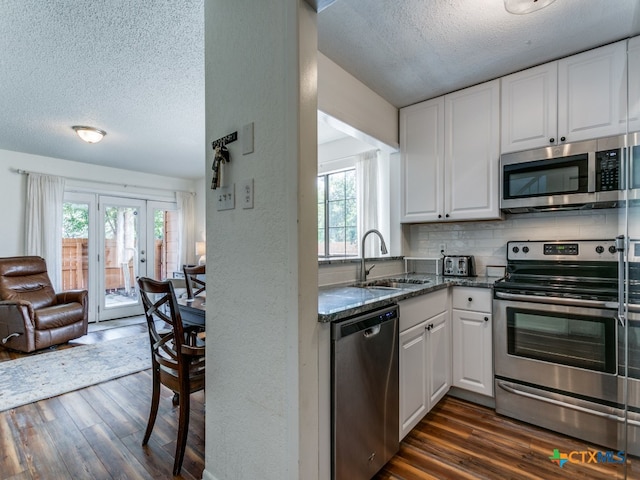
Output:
[0,1,205,178]
[318,0,640,108]
[0,1,639,179]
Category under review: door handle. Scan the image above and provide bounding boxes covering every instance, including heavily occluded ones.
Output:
[140,258,146,263]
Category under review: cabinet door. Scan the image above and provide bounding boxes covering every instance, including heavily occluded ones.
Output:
[452,309,493,397]
[445,79,501,221]
[426,310,451,408]
[501,62,558,153]
[558,40,627,142]
[399,321,427,439]
[628,36,640,133]
[400,97,445,222]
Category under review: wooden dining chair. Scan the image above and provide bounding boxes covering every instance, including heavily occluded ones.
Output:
[137,276,205,476]
[183,264,206,299]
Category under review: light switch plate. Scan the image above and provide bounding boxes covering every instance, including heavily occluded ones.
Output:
[216,184,235,211]
[240,178,254,209]
[242,122,254,155]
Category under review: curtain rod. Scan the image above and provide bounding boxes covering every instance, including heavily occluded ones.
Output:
[12,168,196,195]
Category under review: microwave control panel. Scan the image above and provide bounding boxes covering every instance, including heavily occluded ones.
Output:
[596,148,622,191]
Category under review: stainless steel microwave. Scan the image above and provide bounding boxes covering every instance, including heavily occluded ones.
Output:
[500,136,625,213]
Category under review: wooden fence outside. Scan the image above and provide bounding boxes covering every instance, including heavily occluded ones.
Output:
[61,238,169,291]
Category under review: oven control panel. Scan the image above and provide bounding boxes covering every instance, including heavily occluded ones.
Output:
[543,243,578,255]
[507,240,617,261]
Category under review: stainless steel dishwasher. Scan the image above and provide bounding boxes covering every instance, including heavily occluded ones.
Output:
[331,305,399,480]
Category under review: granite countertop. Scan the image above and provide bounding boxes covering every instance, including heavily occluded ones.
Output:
[318,273,501,323]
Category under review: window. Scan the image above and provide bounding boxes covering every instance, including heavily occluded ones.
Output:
[318,169,358,257]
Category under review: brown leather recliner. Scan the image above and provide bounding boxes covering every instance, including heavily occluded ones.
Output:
[0,256,88,352]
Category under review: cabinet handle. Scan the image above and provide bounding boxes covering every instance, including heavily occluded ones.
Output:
[484,316,489,322]
[560,136,566,142]
[549,137,555,143]
[468,297,473,302]
[445,214,450,218]
[438,214,442,219]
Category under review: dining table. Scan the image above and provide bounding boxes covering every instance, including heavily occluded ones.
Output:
[177,295,206,327]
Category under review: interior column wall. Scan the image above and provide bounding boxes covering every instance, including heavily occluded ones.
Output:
[203,1,318,479]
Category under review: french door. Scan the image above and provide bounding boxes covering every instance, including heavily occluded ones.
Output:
[62,193,179,322]
[99,196,147,320]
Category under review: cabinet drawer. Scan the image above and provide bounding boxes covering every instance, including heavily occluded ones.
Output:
[399,288,448,332]
[452,287,491,313]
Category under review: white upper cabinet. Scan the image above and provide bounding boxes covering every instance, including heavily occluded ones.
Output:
[501,62,558,153]
[558,41,627,142]
[501,40,628,153]
[628,36,640,133]
[400,80,500,223]
[444,80,501,221]
[400,97,444,222]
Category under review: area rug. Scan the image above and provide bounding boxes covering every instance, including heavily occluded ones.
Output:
[0,333,151,412]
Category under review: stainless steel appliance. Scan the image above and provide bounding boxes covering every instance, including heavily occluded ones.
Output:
[331,305,399,480]
[442,255,476,277]
[493,239,640,456]
[500,136,625,213]
[630,132,640,202]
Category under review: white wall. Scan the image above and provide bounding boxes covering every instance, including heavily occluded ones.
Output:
[0,148,202,257]
[193,176,207,243]
[318,52,398,149]
[406,208,627,275]
[204,1,318,479]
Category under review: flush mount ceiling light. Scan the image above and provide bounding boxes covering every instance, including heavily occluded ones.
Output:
[504,0,556,14]
[71,125,106,144]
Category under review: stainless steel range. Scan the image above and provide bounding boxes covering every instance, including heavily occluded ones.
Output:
[493,239,640,456]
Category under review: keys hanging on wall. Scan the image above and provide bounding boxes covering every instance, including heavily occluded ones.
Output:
[211,145,230,190]
[210,131,236,190]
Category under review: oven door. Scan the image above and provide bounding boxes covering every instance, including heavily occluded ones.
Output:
[493,293,619,402]
[494,293,640,459]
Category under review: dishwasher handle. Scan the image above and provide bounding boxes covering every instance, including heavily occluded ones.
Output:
[363,325,381,338]
[332,305,398,341]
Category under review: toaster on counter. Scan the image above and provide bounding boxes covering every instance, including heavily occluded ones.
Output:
[443,255,476,277]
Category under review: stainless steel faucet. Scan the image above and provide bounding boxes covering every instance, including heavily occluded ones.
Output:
[360,229,388,282]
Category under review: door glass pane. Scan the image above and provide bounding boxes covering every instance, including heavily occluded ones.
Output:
[104,205,140,308]
[151,208,179,280]
[62,201,89,291]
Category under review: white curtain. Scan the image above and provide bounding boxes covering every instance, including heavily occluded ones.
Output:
[357,150,387,258]
[25,173,66,290]
[176,191,196,267]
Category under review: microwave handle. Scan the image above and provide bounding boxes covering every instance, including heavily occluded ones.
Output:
[588,151,596,193]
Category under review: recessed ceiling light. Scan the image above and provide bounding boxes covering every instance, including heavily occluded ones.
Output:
[504,0,556,15]
[72,125,106,144]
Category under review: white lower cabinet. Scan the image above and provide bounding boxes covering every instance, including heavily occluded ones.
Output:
[451,287,493,397]
[398,289,451,439]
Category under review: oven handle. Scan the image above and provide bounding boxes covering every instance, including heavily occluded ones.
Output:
[494,291,617,309]
[497,381,640,427]
[494,291,640,313]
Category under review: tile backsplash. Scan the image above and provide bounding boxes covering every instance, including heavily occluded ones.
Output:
[406,208,627,276]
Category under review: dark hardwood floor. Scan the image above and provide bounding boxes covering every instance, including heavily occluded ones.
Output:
[1,320,638,479]
[376,396,639,480]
